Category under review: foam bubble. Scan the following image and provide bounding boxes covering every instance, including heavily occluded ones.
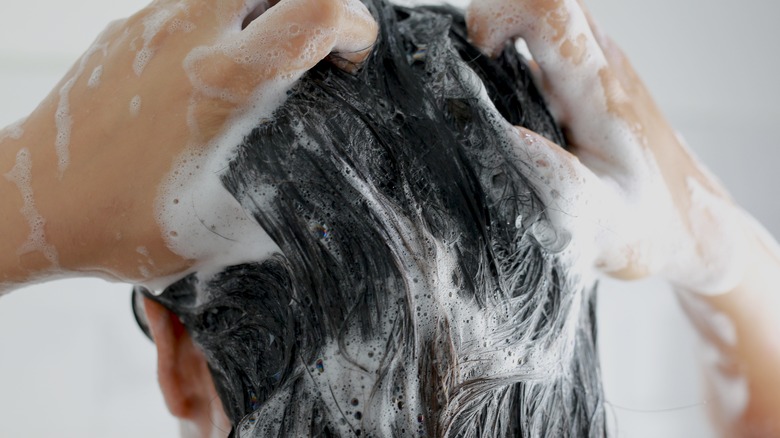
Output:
[150,0,378,288]
[168,18,195,34]
[55,43,107,176]
[55,77,75,175]
[150,80,297,291]
[136,246,150,257]
[134,8,176,76]
[3,148,59,266]
[129,95,142,117]
[87,65,103,88]
[0,118,25,142]
[664,177,747,295]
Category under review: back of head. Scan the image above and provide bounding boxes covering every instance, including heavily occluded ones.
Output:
[146,1,606,436]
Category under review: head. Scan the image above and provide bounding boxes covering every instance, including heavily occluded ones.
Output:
[135,1,606,436]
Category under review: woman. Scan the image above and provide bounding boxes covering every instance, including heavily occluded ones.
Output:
[0,0,777,436]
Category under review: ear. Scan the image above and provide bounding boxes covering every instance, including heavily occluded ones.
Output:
[143,297,231,436]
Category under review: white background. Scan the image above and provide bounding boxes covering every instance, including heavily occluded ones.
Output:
[0,0,778,436]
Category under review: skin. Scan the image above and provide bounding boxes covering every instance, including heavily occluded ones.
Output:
[0,0,776,436]
[0,0,378,288]
[467,0,780,435]
[0,1,376,434]
[144,297,232,437]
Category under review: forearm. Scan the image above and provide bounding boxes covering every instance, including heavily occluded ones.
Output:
[679,213,780,436]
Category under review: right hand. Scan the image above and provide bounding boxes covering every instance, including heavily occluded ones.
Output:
[466,0,748,294]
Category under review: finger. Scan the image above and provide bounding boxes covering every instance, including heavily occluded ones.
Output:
[509,125,602,249]
[467,0,645,169]
[510,126,630,274]
[203,0,277,29]
[237,0,377,71]
[572,0,643,100]
[511,126,594,209]
[186,0,377,98]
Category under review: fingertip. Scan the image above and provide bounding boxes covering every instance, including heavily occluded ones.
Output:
[465,7,500,57]
[328,48,372,74]
[329,0,378,72]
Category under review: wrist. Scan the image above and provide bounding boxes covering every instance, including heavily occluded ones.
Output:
[677,214,780,434]
[662,180,752,295]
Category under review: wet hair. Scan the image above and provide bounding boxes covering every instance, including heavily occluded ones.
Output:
[136,1,606,436]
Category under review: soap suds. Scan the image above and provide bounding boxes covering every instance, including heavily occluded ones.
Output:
[468,0,754,295]
[3,148,59,266]
[134,7,177,76]
[701,340,749,422]
[0,118,25,142]
[136,246,150,257]
[168,18,195,34]
[129,95,142,117]
[671,177,746,295]
[170,5,604,434]
[87,65,103,88]
[152,0,378,287]
[135,246,157,281]
[55,43,107,176]
[150,80,293,289]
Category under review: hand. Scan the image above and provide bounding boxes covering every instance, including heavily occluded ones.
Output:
[0,0,377,285]
[466,0,748,294]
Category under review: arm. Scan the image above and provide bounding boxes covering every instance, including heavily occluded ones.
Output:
[0,128,40,287]
[467,0,779,434]
[684,219,780,435]
[0,0,377,292]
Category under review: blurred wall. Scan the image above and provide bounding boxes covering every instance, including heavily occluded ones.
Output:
[0,1,777,436]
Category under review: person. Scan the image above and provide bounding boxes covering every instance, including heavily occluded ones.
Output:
[0,0,777,436]
[135,1,606,435]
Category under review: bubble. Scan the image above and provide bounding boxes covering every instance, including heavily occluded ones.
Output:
[514,214,524,229]
[3,148,59,266]
[134,7,180,76]
[87,65,103,88]
[129,95,142,117]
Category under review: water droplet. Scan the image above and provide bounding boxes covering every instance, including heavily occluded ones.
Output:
[311,223,330,239]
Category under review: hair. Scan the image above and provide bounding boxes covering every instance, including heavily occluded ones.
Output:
[138,1,606,436]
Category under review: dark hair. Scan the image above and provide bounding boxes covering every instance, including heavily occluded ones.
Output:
[138,1,606,436]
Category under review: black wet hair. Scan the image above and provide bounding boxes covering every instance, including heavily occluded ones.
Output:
[136,1,606,436]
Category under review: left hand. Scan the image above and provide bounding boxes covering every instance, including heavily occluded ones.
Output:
[0,0,378,286]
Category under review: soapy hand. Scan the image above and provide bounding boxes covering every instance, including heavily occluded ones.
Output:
[0,0,377,285]
[466,0,748,294]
